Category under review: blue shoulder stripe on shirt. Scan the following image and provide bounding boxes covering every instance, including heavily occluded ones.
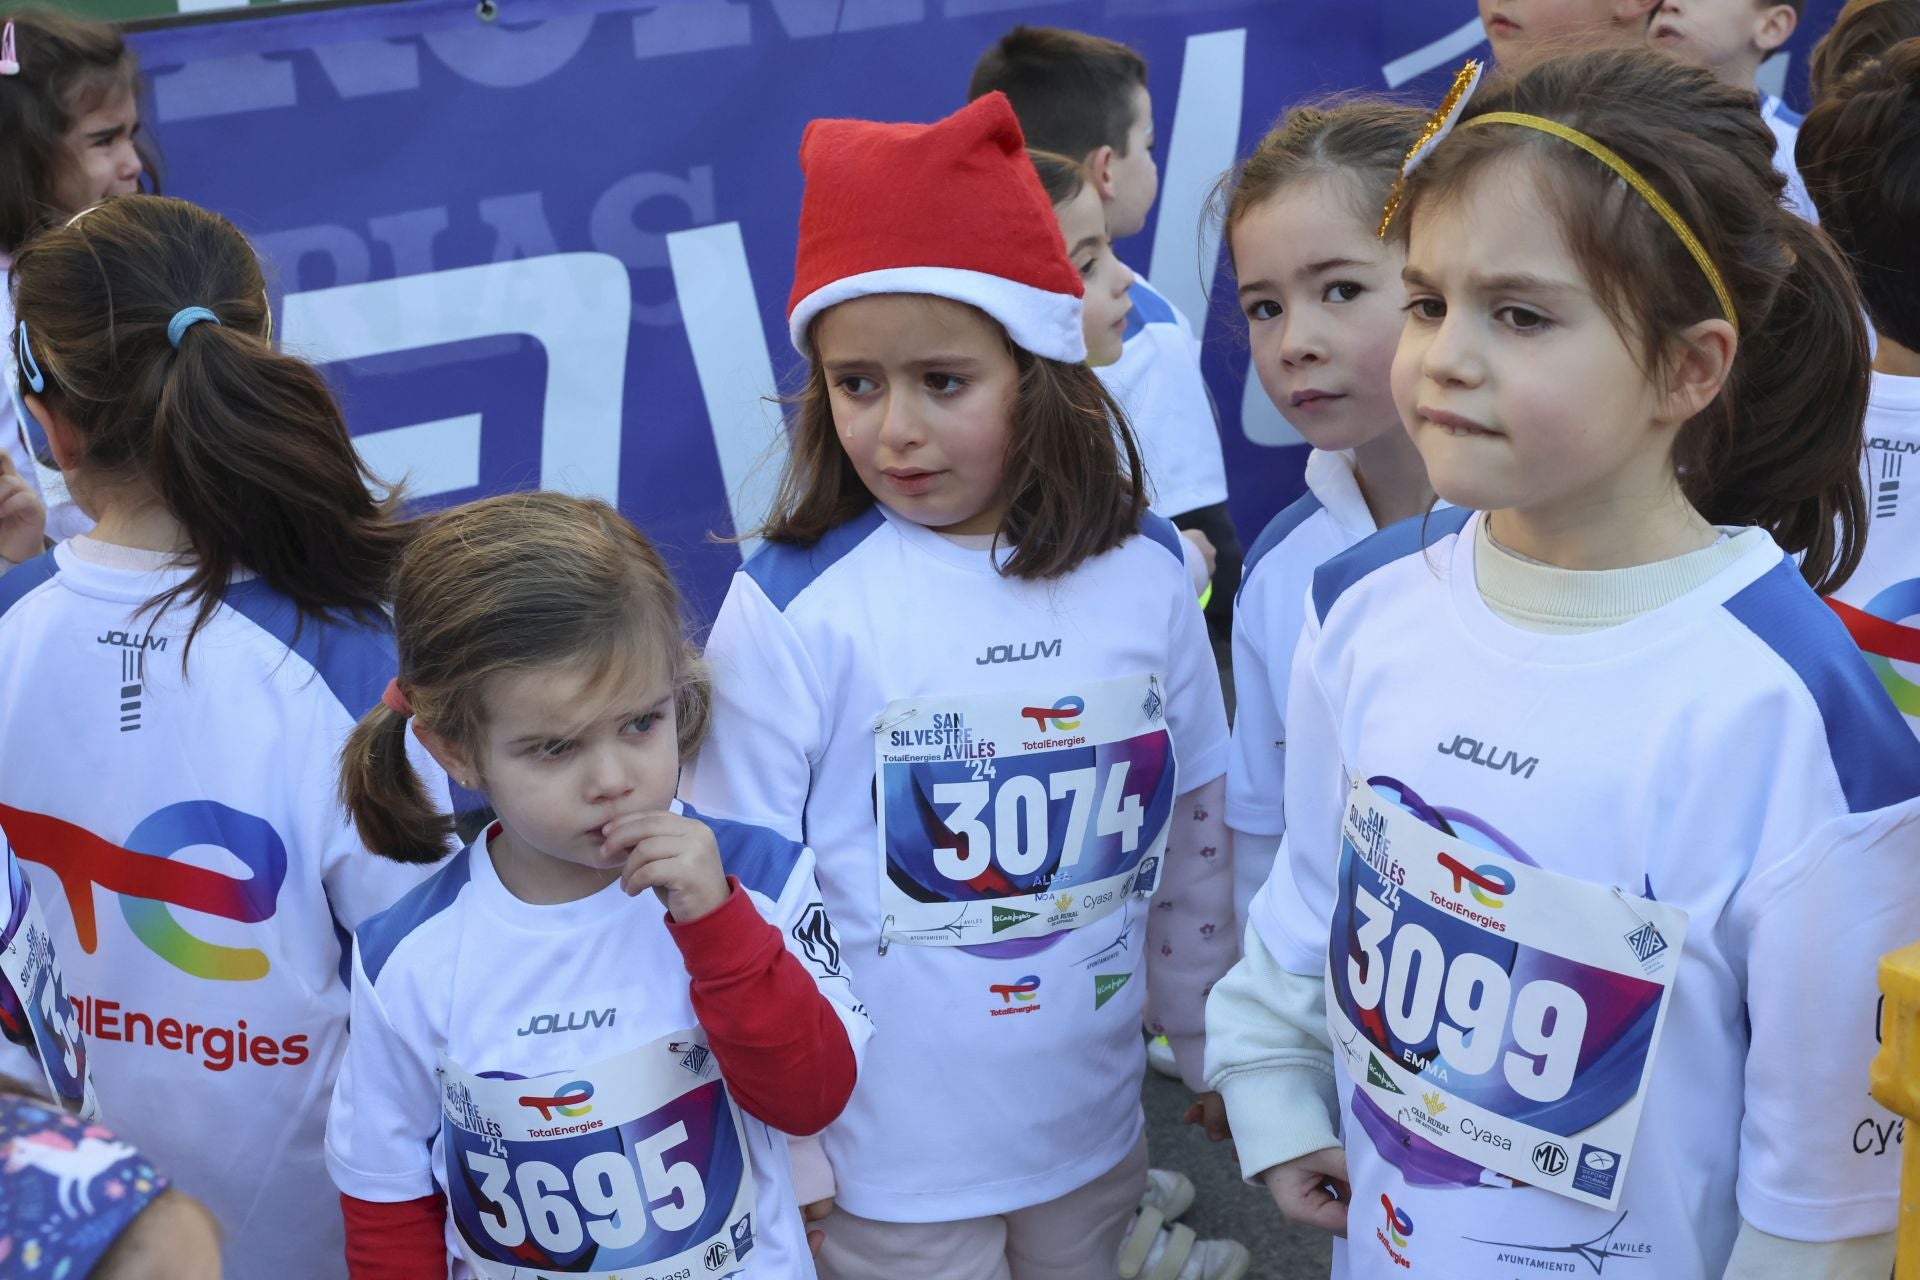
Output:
[681,802,804,902]
[1723,556,1920,814]
[1312,506,1472,624]
[221,580,399,719]
[1765,96,1804,128]
[742,505,887,612]
[1121,278,1178,341]
[1241,491,1326,595]
[357,845,473,984]
[1140,511,1187,566]
[0,550,60,621]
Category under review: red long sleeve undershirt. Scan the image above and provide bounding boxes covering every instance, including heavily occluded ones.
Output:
[342,880,856,1278]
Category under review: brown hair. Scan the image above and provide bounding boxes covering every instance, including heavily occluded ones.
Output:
[0,9,160,250]
[968,26,1147,161]
[1393,48,1869,593]
[1028,149,1088,207]
[1220,99,1428,268]
[10,195,412,648]
[1811,0,1920,100]
[758,305,1145,581]
[1799,38,1920,352]
[340,491,710,863]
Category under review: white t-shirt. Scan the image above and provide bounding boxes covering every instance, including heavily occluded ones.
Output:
[1829,371,1920,741]
[2,258,92,545]
[327,806,867,1278]
[0,539,445,1278]
[1251,508,1920,1279]
[1227,450,1380,925]
[1762,94,1819,224]
[685,504,1230,1221]
[1097,275,1230,518]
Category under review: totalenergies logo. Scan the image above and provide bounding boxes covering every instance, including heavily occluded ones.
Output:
[0,801,287,981]
[1380,1195,1414,1248]
[1436,851,1514,908]
[989,975,1042,1004]
[1020,696,1084,732]
[1829,584,1920,716]
[519,1079,594,1121]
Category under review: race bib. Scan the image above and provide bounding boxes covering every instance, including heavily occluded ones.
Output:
[440,1032,757,1279]
[875,673,1176,946]
[1327,779,1687,1210]
[0,866,97,1118]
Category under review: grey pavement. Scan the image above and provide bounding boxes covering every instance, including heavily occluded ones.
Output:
[1142,1071,1334,1280]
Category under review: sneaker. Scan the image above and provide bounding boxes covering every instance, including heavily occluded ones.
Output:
[1118,1207,1252,1280]
[1146,1033,1180,1079]
[1141,1168,1195,1221]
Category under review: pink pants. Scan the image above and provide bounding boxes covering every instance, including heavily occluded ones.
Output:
[816,1135,1149,1280]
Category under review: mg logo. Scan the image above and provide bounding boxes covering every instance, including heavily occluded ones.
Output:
[1532,1141,1569,1177]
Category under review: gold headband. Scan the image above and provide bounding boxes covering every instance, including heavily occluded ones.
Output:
[1380,60,1739,335]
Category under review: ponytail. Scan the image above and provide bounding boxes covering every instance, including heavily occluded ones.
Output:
[11,195,410,653]
[1682,216,1870,595]
[148,317,411,648]
[339,704,455,865]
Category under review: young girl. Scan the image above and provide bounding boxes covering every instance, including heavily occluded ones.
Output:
[1219,102,1435,936]
[1208,49,1917,1279]
[1,12,153,543]
[685,93,1239,1280]
[1803,40,1920,741]
[326,490,868,1279]
[0,194,445,1277]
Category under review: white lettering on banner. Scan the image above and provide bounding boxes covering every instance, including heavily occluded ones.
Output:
[281,254,630,505]
[353,417,483,499]
[1381,15,1488,87]
[1146,29,1245,336]
[667,223,782,558]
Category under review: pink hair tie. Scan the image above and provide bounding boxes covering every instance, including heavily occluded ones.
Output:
[381,678,412,718]
[0,22,20,76]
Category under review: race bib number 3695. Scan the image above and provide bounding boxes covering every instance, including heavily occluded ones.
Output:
[876,673,1176,946]
[440,1034,756,1279]
[1327,779,1688,1210]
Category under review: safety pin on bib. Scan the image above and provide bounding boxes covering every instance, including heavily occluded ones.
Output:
[872,707,918,734]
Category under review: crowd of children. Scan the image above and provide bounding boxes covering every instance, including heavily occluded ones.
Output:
[2,1,1920,1278]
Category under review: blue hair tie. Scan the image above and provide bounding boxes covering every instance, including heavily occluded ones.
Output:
[15,322,44,394]
[167,306,220,349]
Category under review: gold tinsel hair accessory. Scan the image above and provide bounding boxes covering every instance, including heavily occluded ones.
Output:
[1378,59,1484,237]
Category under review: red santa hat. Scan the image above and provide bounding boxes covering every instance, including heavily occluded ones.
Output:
[786,91,1087,363]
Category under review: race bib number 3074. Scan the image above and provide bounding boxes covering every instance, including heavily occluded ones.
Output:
[876,673,1176,946]
[1326,779,1688,1210]
[440,1034,756,1279]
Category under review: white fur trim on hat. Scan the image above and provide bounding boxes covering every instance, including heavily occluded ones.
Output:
[789,267,1087,364]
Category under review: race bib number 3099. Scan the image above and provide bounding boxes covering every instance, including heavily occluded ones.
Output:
[876,673,1176,946]
[1327,779,1688,1210]
[440,1034,756,1279]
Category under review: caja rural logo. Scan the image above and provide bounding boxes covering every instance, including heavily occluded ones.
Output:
[1830,583,1920,716]
[1019,697,1084,732]
[0,801,287,981]
[519,1079,595,1121]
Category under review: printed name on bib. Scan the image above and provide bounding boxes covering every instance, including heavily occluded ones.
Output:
[875,673,1176,947]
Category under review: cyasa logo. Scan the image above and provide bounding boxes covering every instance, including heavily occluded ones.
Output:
[0,801,287,981]
[518,1079,594,1120]
[1436,851,1514,909]
[1019,696,1084,732]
